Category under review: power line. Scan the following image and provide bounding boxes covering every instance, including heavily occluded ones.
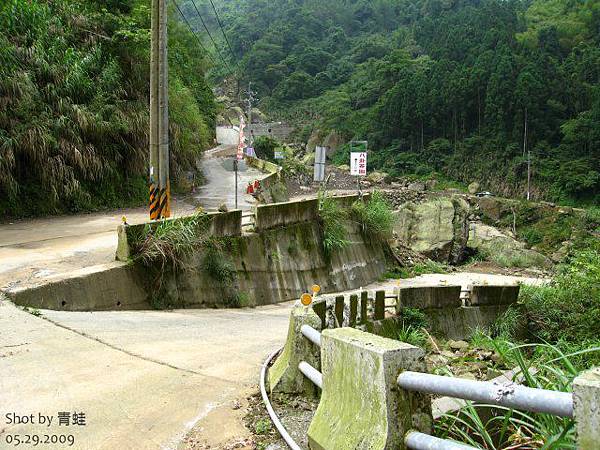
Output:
[207,0,237,62]
[188,0,234,73]
[172,0,216,65]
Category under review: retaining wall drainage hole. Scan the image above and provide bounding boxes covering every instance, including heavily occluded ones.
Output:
[61,301,67,307]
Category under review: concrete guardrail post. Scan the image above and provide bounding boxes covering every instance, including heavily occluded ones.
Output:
[307,328,432,450]
[268,303,322,397]
[573,367,600,449]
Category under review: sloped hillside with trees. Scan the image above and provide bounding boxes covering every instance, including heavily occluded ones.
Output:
[0,0,215,217]
[217,0,600,205]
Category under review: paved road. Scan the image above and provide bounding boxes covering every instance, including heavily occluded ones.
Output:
[0,148,265,290]
[0,299,292,450]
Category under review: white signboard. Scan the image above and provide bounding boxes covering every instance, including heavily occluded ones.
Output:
[274,150,284,160]
[350,152,367,176]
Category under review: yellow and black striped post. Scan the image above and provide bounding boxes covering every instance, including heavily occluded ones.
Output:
[148,0,170,221]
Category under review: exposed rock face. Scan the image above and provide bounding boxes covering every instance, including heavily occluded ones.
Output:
[394,197,470,264]
[366,171,388,184]
[468,223,550,268]
[468,182,480,194]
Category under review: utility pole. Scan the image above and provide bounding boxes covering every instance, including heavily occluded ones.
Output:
[149,0,170,220]
[524,107,530,201]
[245,82,257,146]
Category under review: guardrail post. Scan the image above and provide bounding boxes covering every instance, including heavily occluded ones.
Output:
[334,295,345,326]
[268,303,322,397]
[307,328,432,450]
[349,294,358,327]
[360,291,368,324]
[375,290,385,320]
[573,367,600,449]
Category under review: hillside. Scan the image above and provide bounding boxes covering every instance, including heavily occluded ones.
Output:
[216,0,600,205]
[0,0,215,218]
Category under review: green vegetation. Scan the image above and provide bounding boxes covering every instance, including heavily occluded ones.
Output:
[433,250,600,447]
[518,250,600,345]
[351,191,395,242]
[318,192,350,257]
[0,0,215,218]
[130,213,244,309]
[217,0,600,205]
[382,260,448,279]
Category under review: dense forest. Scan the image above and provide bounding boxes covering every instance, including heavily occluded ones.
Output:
[217,0,600,204]
[0,0,215,217]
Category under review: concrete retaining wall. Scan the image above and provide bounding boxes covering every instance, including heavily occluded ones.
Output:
[255,198,319,231]
[6,263,150,311]
[116,210,242,261]
[175,220,386,308]
[8,209,387,311]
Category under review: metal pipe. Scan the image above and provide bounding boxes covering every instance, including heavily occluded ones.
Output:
[301,324,321,347]
[299,361,323,389]
[398,372,573,418]
[405,432,478,450]
[260,348,303,450]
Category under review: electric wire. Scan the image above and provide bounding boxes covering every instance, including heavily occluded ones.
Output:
[188,0,234,73]
[207,0,237,61]
[172,0,217,65]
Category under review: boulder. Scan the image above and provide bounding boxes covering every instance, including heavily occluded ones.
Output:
[408,182,426,191]
[322,130,344,156]
[468,223,550,268]
[468,182,480,194]
[366,171,388,184]
[394,197,470,264]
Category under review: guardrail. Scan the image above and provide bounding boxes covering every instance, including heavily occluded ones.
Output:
[266,291,600,450]
[299,325,323,390]
[398,371,573,417]
[396,371,576,449]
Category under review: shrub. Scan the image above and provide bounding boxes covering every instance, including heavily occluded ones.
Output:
[254,136,280,161]
[518,250,600,344]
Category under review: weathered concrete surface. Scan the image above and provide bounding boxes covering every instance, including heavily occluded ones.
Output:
[255,198,319,231]
[307,328,431,450]
[468,284,520,306]
[175,220,387,308]
[116,210,243,262]
[268,303,321,396]
[0,149,268,292]
[394,197,469,264]
[573,367,600,450]
[0,298,292,449]
[5,262,149,311]
[398,286,462,309]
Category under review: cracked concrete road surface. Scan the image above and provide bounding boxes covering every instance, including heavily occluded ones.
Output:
[0,299,292,449]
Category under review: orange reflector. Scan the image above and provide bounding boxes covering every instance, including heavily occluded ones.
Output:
[311,284,321,294]
[301,293,313,306]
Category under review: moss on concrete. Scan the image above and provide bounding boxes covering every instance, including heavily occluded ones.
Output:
[308,328,432,450]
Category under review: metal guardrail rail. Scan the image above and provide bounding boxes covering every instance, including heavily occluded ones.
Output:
[299,325,323,390]
[299,361,323,389]
[398,371,574,418]
[405,432,478,450]
[301,324,321,347]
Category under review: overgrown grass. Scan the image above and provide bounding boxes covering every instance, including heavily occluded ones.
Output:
[379,308,429,348]
[0,0,214,218]
[382,260,448,279]
[131,214,243,309]
[436,339,600,449]
[318,192,350,257]
[516,250,600,344]
[351,191,396,241]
